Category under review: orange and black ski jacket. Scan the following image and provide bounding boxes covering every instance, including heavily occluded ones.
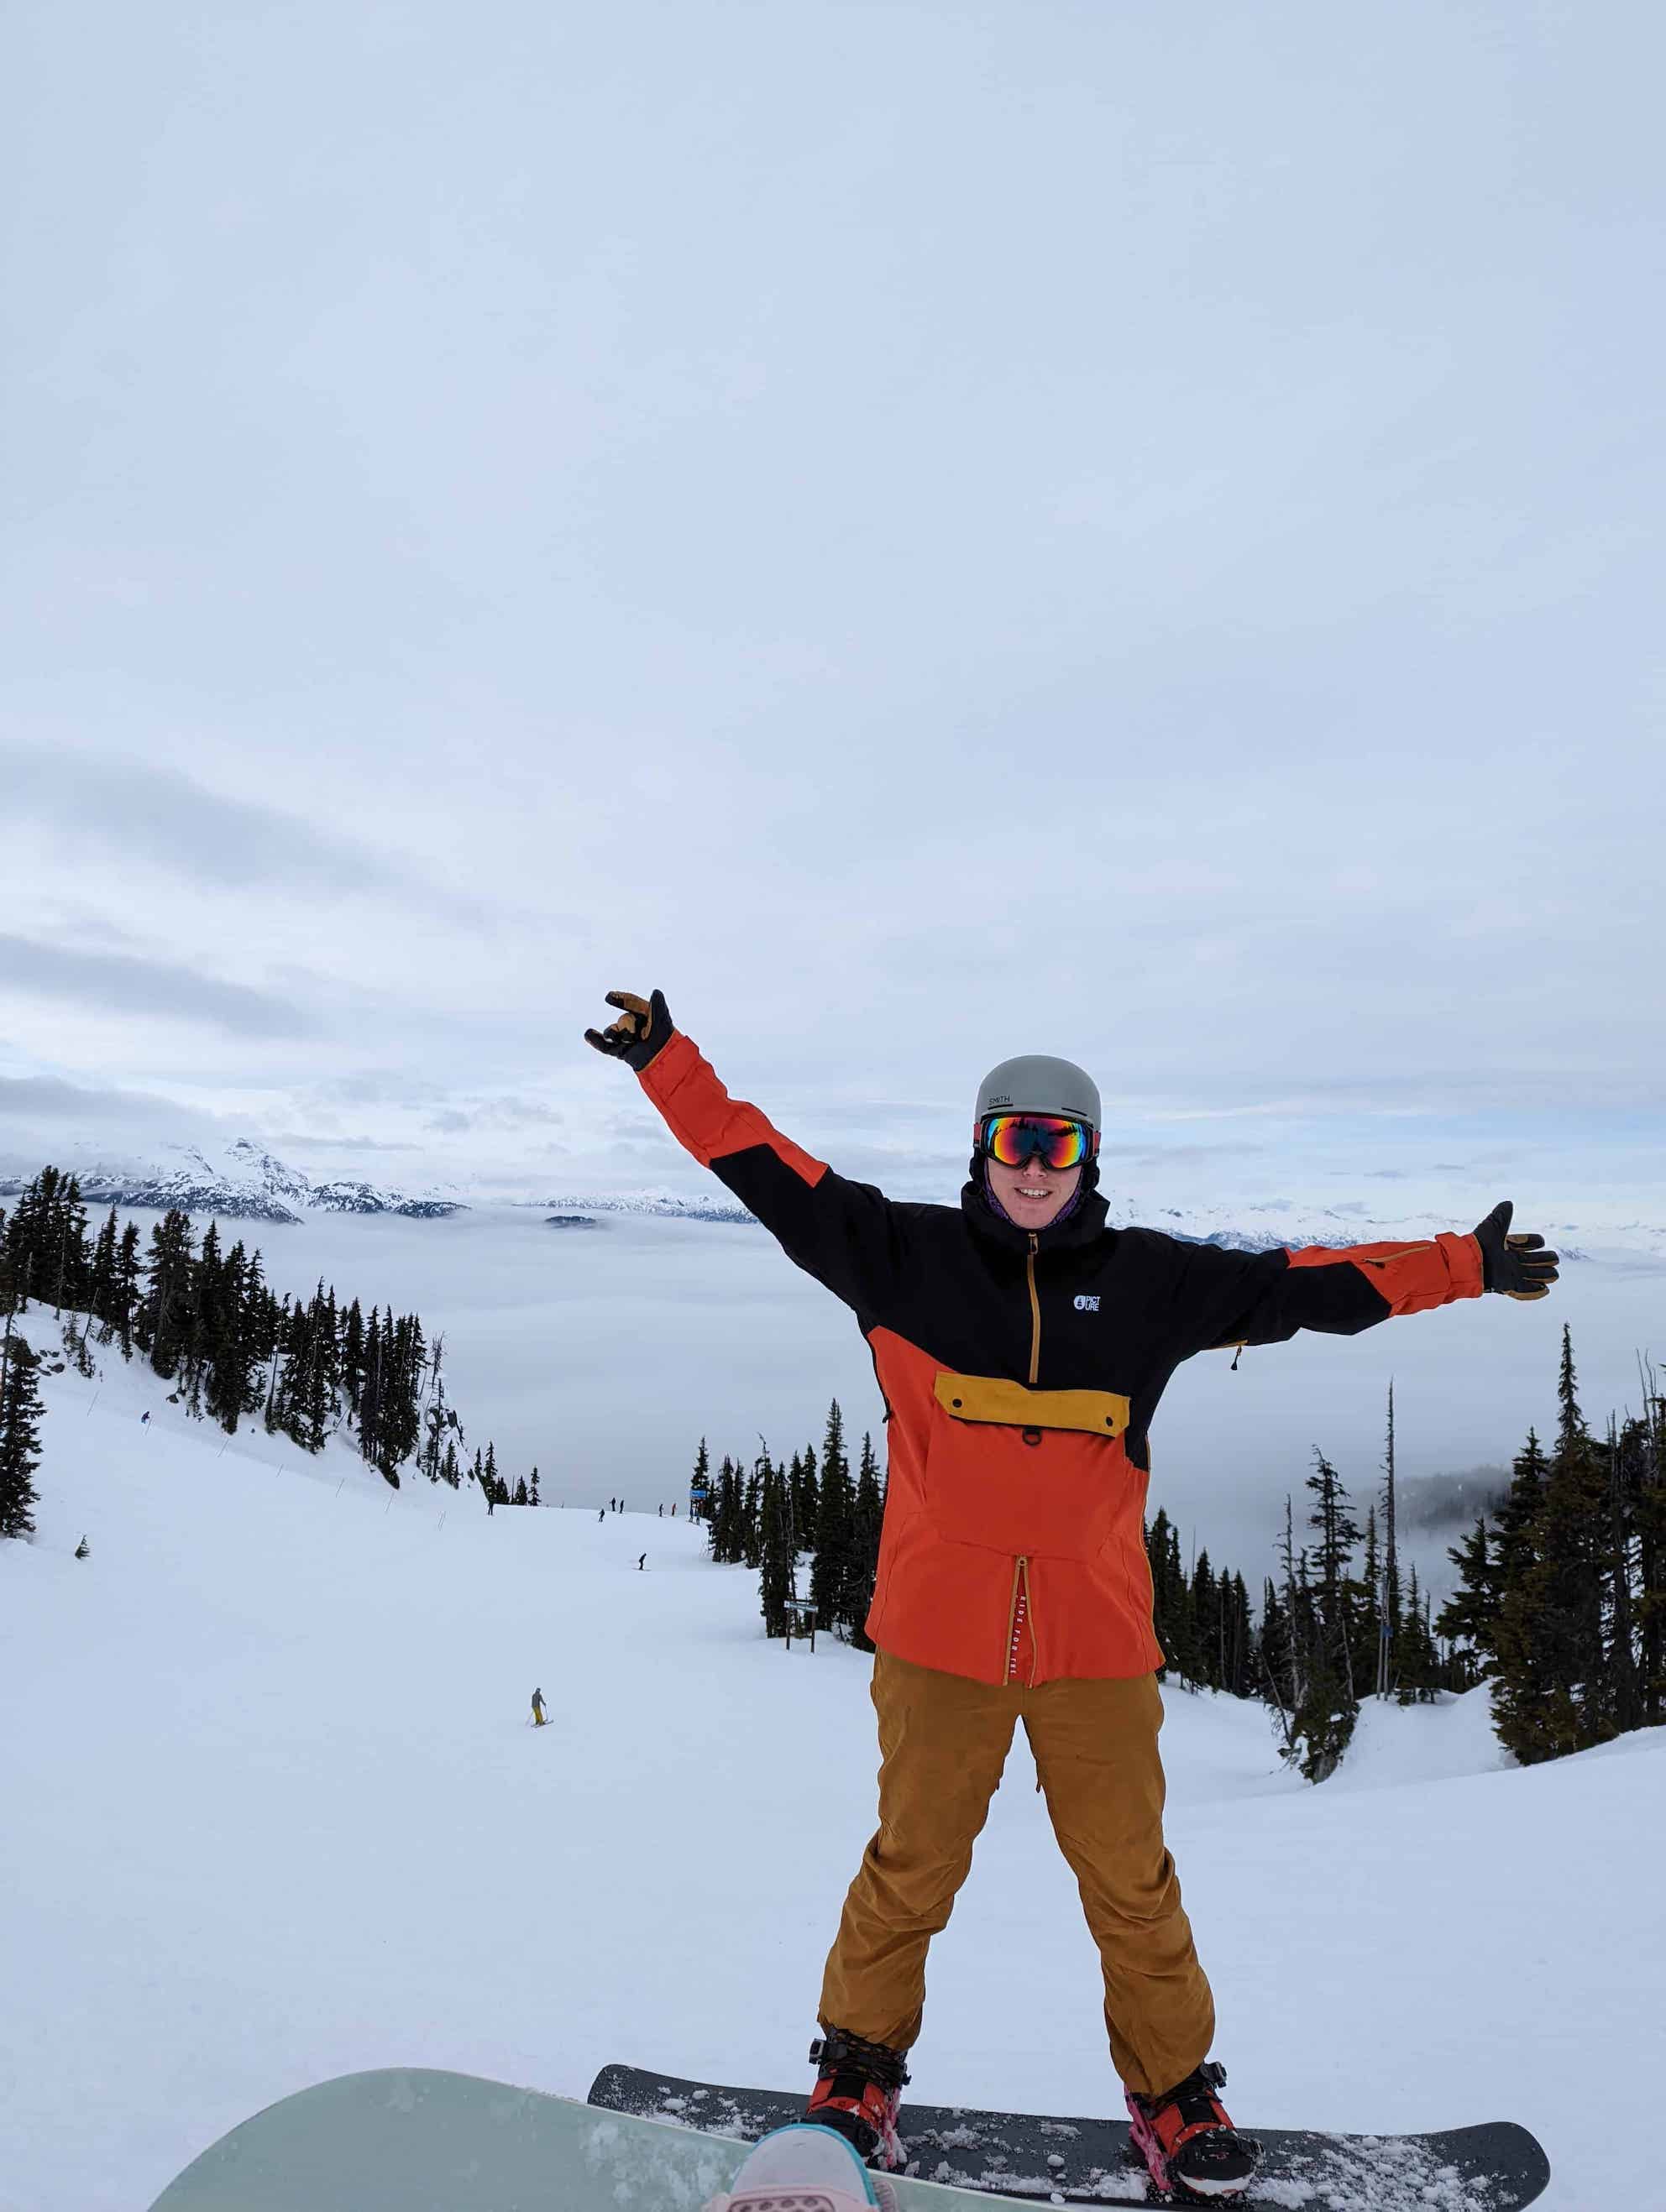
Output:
[639,1030,1484,1688]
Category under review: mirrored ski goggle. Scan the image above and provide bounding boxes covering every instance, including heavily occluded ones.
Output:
[977,1114,1098,1172]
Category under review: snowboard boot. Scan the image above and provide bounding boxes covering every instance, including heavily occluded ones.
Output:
[805,2029,909,2170]
[702,2122,901,2212]
[1125,2061,1261,2201]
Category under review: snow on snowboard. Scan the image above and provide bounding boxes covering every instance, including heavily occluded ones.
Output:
[145,2060,1550,2212]
[589,2061,1551,2211]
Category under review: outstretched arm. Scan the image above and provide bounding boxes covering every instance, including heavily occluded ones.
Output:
[584,989,907,1316]
[1166,1200,1557,1363]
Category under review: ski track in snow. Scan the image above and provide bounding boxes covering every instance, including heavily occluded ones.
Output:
[3,1307,1662,2210]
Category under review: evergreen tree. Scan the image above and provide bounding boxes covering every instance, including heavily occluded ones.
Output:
[689,1436,710,1522]
[1259,1575,1296,1746]
[1360,1501,1387,1699]
[797,1442,820,1545]
[529,1465,540,1508]
[758,1451,795,1637]
[1603,1412,1642,1736]
[1435,1514,1499,1671]
[110,1221,142,1357]
[837,1430,885,1649]
[1146,1508,1183,1676]
[1492,1328,1612,1761]
[0,1320,45,1540]
[139,1210,196,1379]
[87,1208,119,1334]
[809,1399,852,1629]
[1632,1366,1666,1725]
[1394,1563,1442,1702]
[1380,1380,1407,1691]
[741,1462,763,1568]
[1190,1549,1219,1690]
[1285,1456,1364,1780]
[1223,1571,1256,1697]
[340,1299,366,1417]
[513,1474,529,1506]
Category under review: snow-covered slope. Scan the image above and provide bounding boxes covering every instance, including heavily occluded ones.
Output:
[3,1318,1662,2211]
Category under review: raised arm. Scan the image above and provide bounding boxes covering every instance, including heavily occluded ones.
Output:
[1164,1200,1557,1363]
[584,989,908,1316]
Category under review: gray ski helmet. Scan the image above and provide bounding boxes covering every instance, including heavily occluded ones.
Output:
[975,1054,1101,1138]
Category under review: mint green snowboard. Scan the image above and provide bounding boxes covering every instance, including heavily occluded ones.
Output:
[146,2068,1009,2212]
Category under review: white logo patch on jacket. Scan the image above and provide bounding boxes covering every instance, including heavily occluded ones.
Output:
[1073,1294,1101,1312]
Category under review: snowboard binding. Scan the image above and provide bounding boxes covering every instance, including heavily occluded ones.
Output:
[1124,2062,1262,2202]
[806,2029,910,2171]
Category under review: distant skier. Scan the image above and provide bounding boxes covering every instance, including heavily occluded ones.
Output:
[589,986,1559,2197]
[74,1535,90,1560]
[658,1503,663,1517]
[598,1508,605,1523]
[637,1552,646,1571]
[531,1687,547,1728]
[140,1410,150,1427]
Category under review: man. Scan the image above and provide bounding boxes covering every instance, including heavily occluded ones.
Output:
[586,989,1556,2200]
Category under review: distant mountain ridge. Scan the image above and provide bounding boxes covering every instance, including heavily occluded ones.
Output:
[7,1139,1655,1257]
[0,1139,467,1224]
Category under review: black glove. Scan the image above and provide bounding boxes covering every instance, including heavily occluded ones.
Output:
[1471,1200,1559,1300]
[584,988,673,1073]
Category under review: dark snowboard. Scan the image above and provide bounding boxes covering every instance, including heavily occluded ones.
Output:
[589,2062,1550,2211]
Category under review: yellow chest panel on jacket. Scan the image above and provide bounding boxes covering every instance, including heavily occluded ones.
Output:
[933,1370,1130,1437]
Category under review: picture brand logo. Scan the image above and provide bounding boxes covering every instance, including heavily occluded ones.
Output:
[1073,1294,1101,1312]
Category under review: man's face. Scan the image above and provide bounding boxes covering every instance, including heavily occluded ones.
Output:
[984,1151,1083,1232]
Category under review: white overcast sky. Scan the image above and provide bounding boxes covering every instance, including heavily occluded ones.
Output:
[3,1,1663,1221]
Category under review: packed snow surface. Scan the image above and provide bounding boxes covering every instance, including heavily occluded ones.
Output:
[3,1313,1661,2210]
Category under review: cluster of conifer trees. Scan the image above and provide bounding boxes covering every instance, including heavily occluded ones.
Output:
[0,1165,521,1511]
[1436,1328,1664,1765]
[1257,1388,1459,1782]
[692,1400,885,1647]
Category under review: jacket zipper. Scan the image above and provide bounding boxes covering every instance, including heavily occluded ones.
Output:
[1007,1237,1042,1681]
[1025,1232,1040,1385]
[1005,1555,1034,1684]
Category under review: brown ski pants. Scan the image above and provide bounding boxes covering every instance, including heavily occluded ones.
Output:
[817,1650,1213,2097]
